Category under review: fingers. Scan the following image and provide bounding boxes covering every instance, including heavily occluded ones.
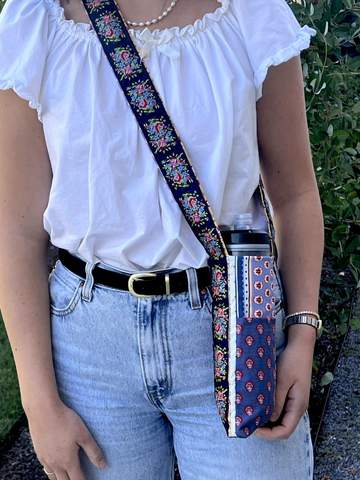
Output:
[42,464,70,480]
[51,470,70,480]
[269,371,291,423]
[67,466,86,480]
[42,465,57,480]
[41,444,85,480]
[43,463,86,480]
[30,402,106,480]
[78,430,107,471]
[254,385,308,441]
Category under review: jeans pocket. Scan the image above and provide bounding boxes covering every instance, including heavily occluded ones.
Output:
[49,266,84,317]
[275,306,287,357]
[272,261,284,311]
[271,261,287,356]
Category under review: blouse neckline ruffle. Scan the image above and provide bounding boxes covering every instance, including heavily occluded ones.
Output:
[46,0,231,44]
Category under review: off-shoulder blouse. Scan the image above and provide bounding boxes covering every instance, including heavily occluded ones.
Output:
[0,0,316,272]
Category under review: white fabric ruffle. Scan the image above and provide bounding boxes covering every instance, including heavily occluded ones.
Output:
[0,0,50,122]
[254,25,316,101]
[128,0,230,40]
[0,79,43,121]
[46,0,97,43]
[46,0,230,44]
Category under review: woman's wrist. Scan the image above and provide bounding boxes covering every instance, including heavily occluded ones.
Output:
[22,391,62,416]
[283,310,320,345]
[286,323,317,348]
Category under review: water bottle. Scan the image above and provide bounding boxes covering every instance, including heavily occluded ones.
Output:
[221,213,270,256]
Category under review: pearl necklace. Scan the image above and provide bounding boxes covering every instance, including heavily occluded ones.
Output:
[125,0,180,27]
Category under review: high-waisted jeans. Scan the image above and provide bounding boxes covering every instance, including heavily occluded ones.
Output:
[49,255,314,480]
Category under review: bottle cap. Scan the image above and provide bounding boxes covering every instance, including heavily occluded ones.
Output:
[221,230,270,246]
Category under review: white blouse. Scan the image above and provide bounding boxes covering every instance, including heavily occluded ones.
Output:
[0,0,316,273]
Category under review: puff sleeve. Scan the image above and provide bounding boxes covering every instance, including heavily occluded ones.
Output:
[232,0,316,101]
[0,0,51,122]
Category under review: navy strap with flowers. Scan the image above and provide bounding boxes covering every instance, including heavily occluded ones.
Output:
[81,0,276,435]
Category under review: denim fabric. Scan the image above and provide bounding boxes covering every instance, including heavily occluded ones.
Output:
[49,257,314,480]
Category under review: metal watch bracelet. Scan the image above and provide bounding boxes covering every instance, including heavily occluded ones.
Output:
[283,315,323,338]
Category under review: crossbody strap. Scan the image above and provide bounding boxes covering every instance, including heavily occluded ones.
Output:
[82,0,227,261]
[81,0,276,260]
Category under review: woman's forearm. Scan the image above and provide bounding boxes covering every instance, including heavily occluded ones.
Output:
[0,235,61,412]
[273,188,324,344]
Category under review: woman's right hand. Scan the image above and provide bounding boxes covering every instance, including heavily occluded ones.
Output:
[26,399,107,480]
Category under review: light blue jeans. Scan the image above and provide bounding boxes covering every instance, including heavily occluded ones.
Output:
[49,255,314,480]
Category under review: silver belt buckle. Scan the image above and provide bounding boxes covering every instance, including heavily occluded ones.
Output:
[128,272,171,298]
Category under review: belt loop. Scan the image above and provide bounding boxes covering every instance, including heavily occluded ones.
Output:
[186,267,202,310]
[48,259,59,283]
[82,261,96,302]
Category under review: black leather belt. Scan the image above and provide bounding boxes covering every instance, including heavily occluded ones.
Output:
[58,248,211,298]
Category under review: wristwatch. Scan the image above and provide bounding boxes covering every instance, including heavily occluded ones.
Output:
[283,315,323,338]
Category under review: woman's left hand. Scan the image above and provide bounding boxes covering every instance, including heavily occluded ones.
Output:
[253,325,316,441]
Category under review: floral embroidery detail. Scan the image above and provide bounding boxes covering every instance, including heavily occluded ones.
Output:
[145,117,177,153]
[215,386,228,423]
[179,192,209,227]
[199,228,224,259]
[213,304,228,340]
[111,46,142,80]
[96,11,126,44]
[126,80,159,115]
[161,154,193,189]
[85,0,110,14]
[214,345,227,381]
[211,264,227,299]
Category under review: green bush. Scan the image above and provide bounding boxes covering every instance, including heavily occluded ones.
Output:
[289,0,360,333]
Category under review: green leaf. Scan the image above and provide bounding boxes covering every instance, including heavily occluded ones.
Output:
[350,254,360,268]
[320,372,334,386]
[324,21,329,37]
[333,130,350,142]
[353,102,360,114]
[344,235,360,254]
[331,0,343,14]
[349,318,360,330]
[348,191,358,200]
[340,322,348,335]
[332,224,347,243]
[349,56,360,71]
[344,148,358,156]
[302,62,309,79]
[343,0,354,9]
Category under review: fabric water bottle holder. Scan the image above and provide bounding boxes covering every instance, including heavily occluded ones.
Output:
[81,0,277,438]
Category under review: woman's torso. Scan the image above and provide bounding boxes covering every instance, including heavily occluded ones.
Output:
[0,0,313,273]
[42,0,261,273]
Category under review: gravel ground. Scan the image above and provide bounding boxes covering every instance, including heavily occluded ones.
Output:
[314,295,360,480]
[0,421,47,480]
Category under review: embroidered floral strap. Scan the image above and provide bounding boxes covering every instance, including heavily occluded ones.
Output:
[81,0,228,262]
